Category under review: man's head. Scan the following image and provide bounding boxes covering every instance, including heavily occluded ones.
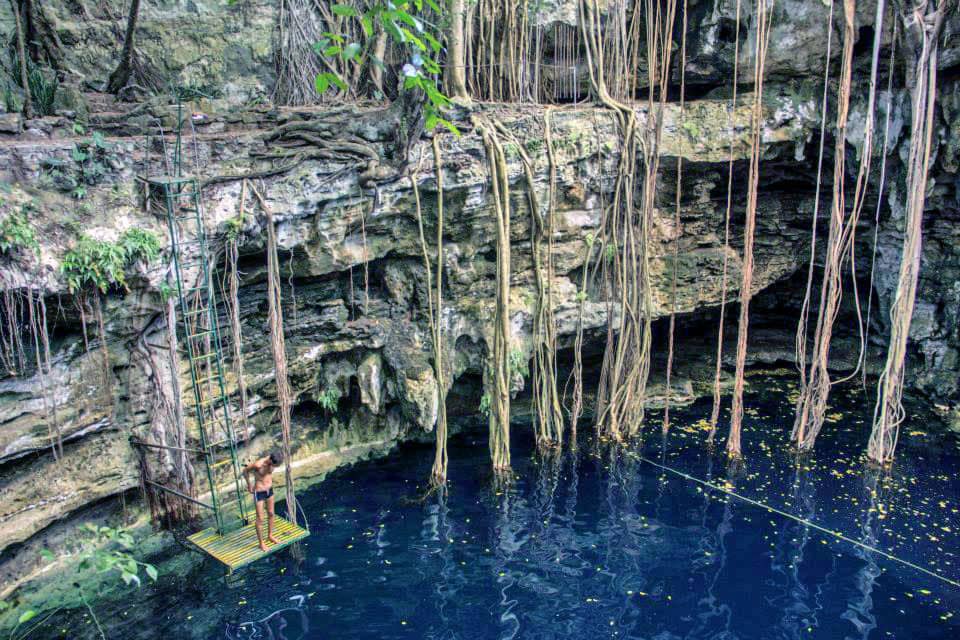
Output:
[268,450,283,466]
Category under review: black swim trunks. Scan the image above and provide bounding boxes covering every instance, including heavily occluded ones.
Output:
[254,487,274,502]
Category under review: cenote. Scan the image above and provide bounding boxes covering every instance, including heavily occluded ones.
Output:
[2,1,960,639]
[25,377,960,639]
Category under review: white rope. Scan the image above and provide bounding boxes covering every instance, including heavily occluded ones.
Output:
[633,452,960,589]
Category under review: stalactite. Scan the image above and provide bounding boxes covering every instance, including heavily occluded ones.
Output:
[476,118,512,474]
[38,293,62,458]
[792,0,859,450]
[869,0,948,464]
[727,0,773,458]
[663,0,688,434]
[708,0,742,441]
[255,185,299,524]
[26,288,60,461]
[93,292,112,403]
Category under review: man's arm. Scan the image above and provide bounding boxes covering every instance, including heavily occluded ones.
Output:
[242,459,258,492]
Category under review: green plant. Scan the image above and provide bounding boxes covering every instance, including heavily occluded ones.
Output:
[508,347,529,379]
[478,392,491,418]
[3,82,17,113]
[224,214,244,241]
[0,208,39,257]
[317,385,341,412]
[73,523,158,587]
[118,228,160,264]
[317,1,457,135]
[43,131,113,197]
[0,524,156,639]
[61,229,159,294]
[26,64,57,117]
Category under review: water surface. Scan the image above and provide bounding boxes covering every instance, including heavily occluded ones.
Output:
[39,377,960,639]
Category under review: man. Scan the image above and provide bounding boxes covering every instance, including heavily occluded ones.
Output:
[244,450,283,552]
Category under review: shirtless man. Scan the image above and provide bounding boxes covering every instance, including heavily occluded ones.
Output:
[244,450,283,551]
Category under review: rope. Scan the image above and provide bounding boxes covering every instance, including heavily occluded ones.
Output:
[634,453,960,589]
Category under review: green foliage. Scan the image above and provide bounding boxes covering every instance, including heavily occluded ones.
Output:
[479,392,491,418]
[508,347,529,379]
[61,229,160,294]
[224,214,245,241]
[118,228,161,264]
[43,130,113,198]
[76,523,158,589]
[317,385,341,412]
[1,524,156,639]
[681,120,701,139]
[12,54,58,116]
[27,65,57,116]
[317,1,458,135]
[3,82,17,113]
[0,207,39,257]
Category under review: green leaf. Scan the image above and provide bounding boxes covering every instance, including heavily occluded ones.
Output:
[331,4,360,17]
[343,43,362,61]
[39,548,55,562]
[18,610,37,625]
[315,74,329,94]
[144,564,158,581]
[328,74,348,92]
[401,28,426,51]
[361,15,374,37]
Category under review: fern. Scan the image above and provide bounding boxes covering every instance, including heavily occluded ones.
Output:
[0,207,39,257]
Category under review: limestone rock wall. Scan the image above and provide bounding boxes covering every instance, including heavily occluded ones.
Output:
[0,0,958,593]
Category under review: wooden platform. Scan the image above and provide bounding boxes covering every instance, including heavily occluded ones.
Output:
[187,516,309,572]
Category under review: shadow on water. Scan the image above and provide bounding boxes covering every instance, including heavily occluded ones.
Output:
[26,375,960,639]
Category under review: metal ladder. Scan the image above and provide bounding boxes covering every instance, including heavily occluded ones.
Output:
[143,174,249,535]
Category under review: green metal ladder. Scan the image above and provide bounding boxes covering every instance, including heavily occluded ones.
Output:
[142,174,249,535]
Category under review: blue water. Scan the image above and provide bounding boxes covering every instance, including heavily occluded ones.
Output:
[39,377,960,639]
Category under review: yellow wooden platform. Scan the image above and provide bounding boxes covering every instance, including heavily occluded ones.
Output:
[187,516,309,572]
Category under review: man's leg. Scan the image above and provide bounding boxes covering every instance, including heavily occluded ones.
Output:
[254,497,268,552]
[267,493,279,544]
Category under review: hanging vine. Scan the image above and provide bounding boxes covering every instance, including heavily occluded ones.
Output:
[869,0,948,464]
[254,185,300,524]
[225,180,252,442]
[708,0,742,441]
[476,117,512,474]
[496,119,563,450]
[727,0,773,458]
[410,137,450,486]
[663,0,688,434]
[792,0,860,450]
[579,0,677,439]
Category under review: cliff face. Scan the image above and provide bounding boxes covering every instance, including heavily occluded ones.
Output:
[0,0,958,592]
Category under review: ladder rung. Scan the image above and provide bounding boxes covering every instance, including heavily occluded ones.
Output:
[207,437,239,449]
[210,458,236,469]
[190,352,218,362]
[187,329,215,340]
[187,395,223,409]
[184,306,210,318]
[195,373,223,388]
